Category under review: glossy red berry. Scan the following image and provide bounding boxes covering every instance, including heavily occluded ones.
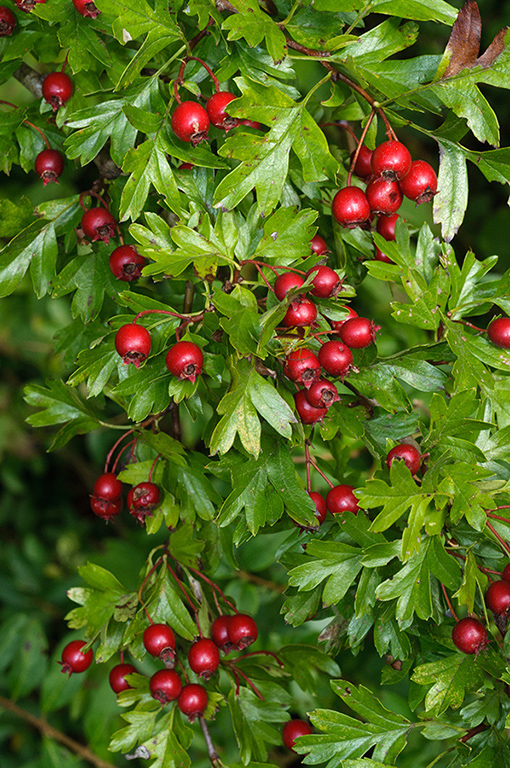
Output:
[206,91,238,130]
[376,213,399,241]
[332,187,371,229]
[318,340,353,378]
[274,271,305,300]
[386,444,421,475]
[227,614,258,650]
[59,640,93,675]
[374,246,393,264]
[188,638,220,680]
[42,72,73,111]
[171,101,209,146]
[488,318,510,349]
[503,564,510,582]
[371,140,411,181]
[284,348,321,389]
[0,6,16,35]
[330,307,358,335]
[81,207,116,244]
[34,149,64,186]
[93,472,123,500]
[109,245,145,281]
[127,482,161,524]
[177,683,208,721]
[165,341,203,383]
[366,178,403,216]
[326,484,359,516]
[72,0,99,16]
[309,492,327,525]
[115,324,151,368]
[486,580,510,616]
[350,145,373,180]
[109,663,137,694]
[282,719,312,751]
[310,235,328,256]
[339,317,377,349]
[150,669,182,704]
[452,617,488,654]
[305,379,339,409]
[211,615,233,653]
[283,297,317,328]
[400,160,437,204]
[294,389,327,425]
[90,496,122,521]
[305,266,340,299]
[143,623,176,662]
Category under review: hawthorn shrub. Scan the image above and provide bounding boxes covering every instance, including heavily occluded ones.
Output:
[1,0,510,767]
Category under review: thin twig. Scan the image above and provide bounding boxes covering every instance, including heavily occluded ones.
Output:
[199,716,221,766]
[486,521,510,556]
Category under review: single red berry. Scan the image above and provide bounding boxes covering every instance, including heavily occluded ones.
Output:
[239,119,261,129]
[330,307,358,335]
[350,145,373,180]
[283,297,317,328]
[488,318,510,349]
[503,563,510,583]
[14,0,45,12]
[150,669,182,704]
[310,234,328,256]
[81,207,116,244]
[371,140,412,181]
[294,389,327,425]
[177,683,208,721]
[374,246,393,264]
[178,162,194,170]
[59,640,93,675]
[452,617,488,655]
[211,615,233,653]
[34,149,64,186]
[227,614,258,650]
[109,663,137,694]
[109,245,145,281]
[332,187,371,229]
[318,340,353,378]
[72,0,99,16]
[206,91,238,130]
[400,160,437,204]
[188,638,220,680]
[115,324,151,368]
[386,444,421,475]
[171,101,209,146]
[305,266,340,299]
[366,178,403,216]
[90,496,122,521]
[376,213,399,241]
[283,719,312,751]
[486,580,510,616]
[274,272,305,301]
[127,482,161,524]
[165,341,203,383]
[309,491,327,526]
[339,317,377,349]
[283,348,321,389]
[93,472,123,500]
[42,72,73,111]
[143,623,176,662]
[305,379,339,409]
[0,6,16,35]
[326,484,359,516]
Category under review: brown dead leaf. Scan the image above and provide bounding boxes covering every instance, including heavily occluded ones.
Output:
[442,0,508,79]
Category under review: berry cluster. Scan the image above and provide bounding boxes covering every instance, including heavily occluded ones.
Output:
[451,563,510,655]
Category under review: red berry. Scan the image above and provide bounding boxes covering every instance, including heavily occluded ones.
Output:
[115,324,151,368]
[72,0,99,16]
[165,341,203,383]
[294,389,327,425]
[283,297,317,328]
[488,318,510,349]
[59,640,93,675]
[188,638,220,680]
[332,187,371,229]
[93,472,122,500]
[127,482,161,524]
[109,245,145,281]
[81,207,116,244]
[178,162,194,170]
[284,348,321,389]
[310,235,328,256]
[227,614,258,650]
[42,72,73,111]
[239,119,261,129]
[0,6,16,35]
[350,145,373,180]
[90,496,122,521]
[374,246,393,264]
[486,580,510,616]
[339,317,377,349]
[150,669,182,704]
[330,307,358,335]
[171,101,209,146]
[305,266,340,299]
[14,0,45,10]
[109,663,137,694]
[177,683,208,721]
[34,149,64,186]
[318,340,353,378]
[309,491,327,526]
[371,140,411,181]
[503,564,510,583]
[305,379,339,409]
[211,615,233,653]
[274,271,305,301]
[400,160,437,204]
[376,213,399,241]
[326,484,359,516]
[386,444,421,475]
[366,178,403,216]
[282,719,312,751]
[143,623,176,662]
[452,617,488,655]
[206,91,238,130]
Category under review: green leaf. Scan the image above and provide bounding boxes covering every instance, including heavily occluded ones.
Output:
[65,97,138,167]
[120,135,182,221]
[288,540,363,606]
[228,684,290,765]
[254,206,318,265]
[52,247,122,322]
[24,381,100,450]
[433,138,469,243]
[0,220,57,299]
[95,0,182,44]
[222,0,286,63]
[412,654,485,716]
[58,14,112,72]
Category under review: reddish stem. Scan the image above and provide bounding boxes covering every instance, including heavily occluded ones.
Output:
[448,550,502,577]
[486,521,510,556]
[319,121,358,141]
[105,430,134,473]
[0,100,18,109]
[254,263,274,292]
[241,259,306,275]
[451,318,486,333]
[308,456,335,488]
[494,505,510,510]
[487,512,510,524]
[185,56,220,91]
[148,453,162,483]
[133,308,203,324]
[168,555,238,614]
[441,583,458,622]
[304,442,312,493]
[111,439,137,474]
[137,555,165,613]
[176,655,190,684]
[229,666,264,699]
[231,650,284,667]
[347,109,375,186]
[24,120,51,149]
[460,724,489,743]
[166,563,202,636]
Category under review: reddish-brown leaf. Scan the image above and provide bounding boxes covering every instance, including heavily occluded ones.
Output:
[475,25,509,69]
[442,0,481,79]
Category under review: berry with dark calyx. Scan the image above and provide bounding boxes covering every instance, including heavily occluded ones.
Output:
[309,492,327,526]
[283,296,317,328]
[326,484,359,516]
[332,186,371,229]
[452,617,488,655]
[115,324,151,368]
[177,683,208,722]
[72,0,99,16]
[143,623,176,663]
[386,444,421,475]
[127,482,161,524]
[400,159,437,204]
[227,613,258,650]
[351,144,373,180]
[188,638,220,680]
[294,389,328,425]
[305,379,339,409]
[374,246,393,264]
[339,317,377,349]
[206,91,238,130]
[371,140,412,181]
[0,6,16,35]
[274,271,305,301]
[305,265,341,299]
[90,496,122,521]
[503,563,510,583]
[150,669,182,704]
[282,719,312,751]
[486,580,510,617]
[310,234,328,256]
[376,213,399,241]
[171,101,209,146]
[109,245,145,281]
[211,615,233,653]
[109,663,137,694]
[34,149,64,186]
[318,340,353,379]
[42,72,73,111]
[59,640,93,675]
[283,348,321,389]
[488,317,510,349]
[81,207,116,244]
[366,178,403,216]
[93,472,123,501]
[15,0,45,10]
[165,341,203,383]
